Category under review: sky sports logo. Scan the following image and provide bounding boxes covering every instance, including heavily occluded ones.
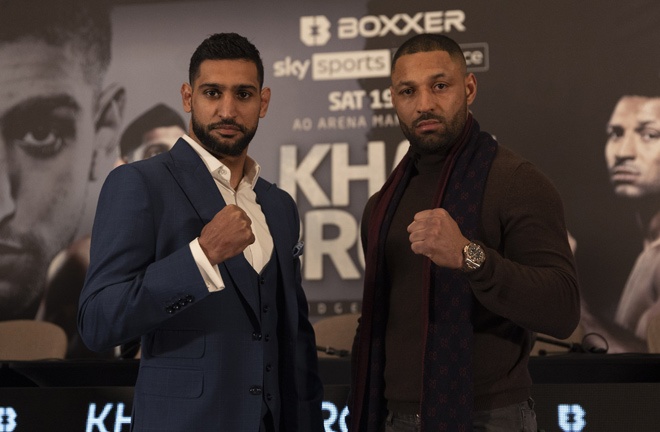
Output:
[273,44,488,81]
[273,50,390,81]
[313,49,390,80]
[299,11,466,47]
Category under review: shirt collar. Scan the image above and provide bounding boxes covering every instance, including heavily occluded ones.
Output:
[182,134,261,190]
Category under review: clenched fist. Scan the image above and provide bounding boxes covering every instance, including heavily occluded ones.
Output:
[199,204,255,265]
[407,208,468,269]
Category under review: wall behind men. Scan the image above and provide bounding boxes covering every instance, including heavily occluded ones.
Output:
[6,0,660,357]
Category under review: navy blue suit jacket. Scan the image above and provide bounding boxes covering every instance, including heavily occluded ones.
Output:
[78,139,323,432]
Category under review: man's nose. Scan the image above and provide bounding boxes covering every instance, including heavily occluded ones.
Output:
[615,132,637,159]
[416,89,435,113]
[0,144,16,224]
[216,97,237,118]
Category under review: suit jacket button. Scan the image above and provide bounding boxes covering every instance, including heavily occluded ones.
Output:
[249,386,262,395]
[165,307,174,314]
[252,332,262,341]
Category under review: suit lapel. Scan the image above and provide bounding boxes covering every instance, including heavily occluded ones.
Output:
[167,139,224,224]
[166,139,260,318]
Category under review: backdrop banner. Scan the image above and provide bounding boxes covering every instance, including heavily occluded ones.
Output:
[1,0,659,357]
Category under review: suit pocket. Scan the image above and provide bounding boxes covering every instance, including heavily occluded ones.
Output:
[149,329,205,358]
[137,366,203,398]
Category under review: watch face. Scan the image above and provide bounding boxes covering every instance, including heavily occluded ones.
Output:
[468,243,485,263]
[463,242,485,272]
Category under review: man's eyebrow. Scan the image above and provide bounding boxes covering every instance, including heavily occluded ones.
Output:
[635,121,657,132]
[0,96,81,136]
[394,73,448,88]
[198,82,258,92]
[3,94,81,118]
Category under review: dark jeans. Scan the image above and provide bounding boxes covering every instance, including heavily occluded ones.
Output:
[383,399,537,432]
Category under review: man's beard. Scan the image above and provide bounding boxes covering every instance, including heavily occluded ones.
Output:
[191,111,257,158]
[0,230,49,319]
[399,109,467,154]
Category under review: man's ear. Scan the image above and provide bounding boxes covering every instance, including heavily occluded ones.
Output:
[259,86,271,118]
[90,83,126,181]
[465,73,477,106]
[181,82,192,113]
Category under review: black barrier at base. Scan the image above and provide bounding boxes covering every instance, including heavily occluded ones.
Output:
[2,355,660,432]
[3,383,660,432]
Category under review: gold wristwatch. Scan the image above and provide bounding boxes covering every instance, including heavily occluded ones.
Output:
[462,241,485,272]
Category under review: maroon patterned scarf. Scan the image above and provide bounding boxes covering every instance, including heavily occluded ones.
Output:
[350,115,498,431]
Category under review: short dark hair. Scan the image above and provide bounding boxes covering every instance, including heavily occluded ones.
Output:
[188,32,264,88]
[391,33,466,75]
[120,104,185,157]
[0,0,112,85]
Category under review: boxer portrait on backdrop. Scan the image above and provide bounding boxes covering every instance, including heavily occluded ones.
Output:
[0,0,124,353]
[581,94,660,353]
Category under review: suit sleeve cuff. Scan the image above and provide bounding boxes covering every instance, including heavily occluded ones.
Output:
[190,238,225,292]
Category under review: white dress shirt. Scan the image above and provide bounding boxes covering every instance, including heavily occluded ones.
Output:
[183,135,274,292]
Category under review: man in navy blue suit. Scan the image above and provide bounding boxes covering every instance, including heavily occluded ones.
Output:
[78,33,324,432]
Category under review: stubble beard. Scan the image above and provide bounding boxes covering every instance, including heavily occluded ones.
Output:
[0,230,49,319]
[191,110,256,158]
[400,107,467,155]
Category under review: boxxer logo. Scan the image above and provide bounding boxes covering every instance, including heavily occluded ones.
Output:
[300,11,466,47]
[558,404,586,432]
[300,16,331,47]
[0,407,17,432]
